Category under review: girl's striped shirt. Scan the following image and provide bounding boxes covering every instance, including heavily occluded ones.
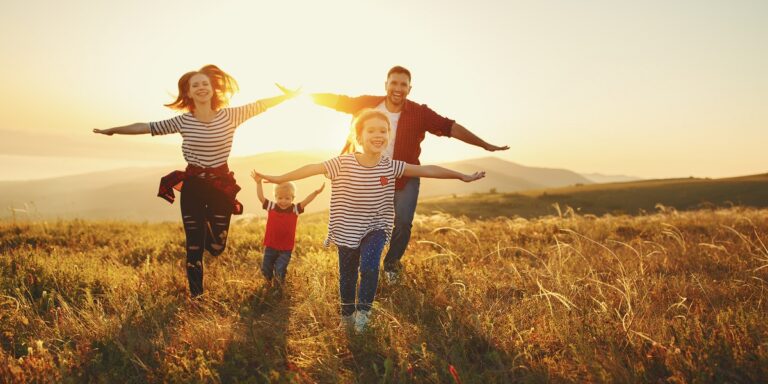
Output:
[149,102,264,168]
[322,153,406,248]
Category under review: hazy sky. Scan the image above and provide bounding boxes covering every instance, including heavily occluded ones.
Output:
[1,0,766,180]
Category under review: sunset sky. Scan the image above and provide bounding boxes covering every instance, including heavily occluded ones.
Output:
[1,0,766,180]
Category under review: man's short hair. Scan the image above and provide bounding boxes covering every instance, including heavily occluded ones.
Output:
[387,66,411,82]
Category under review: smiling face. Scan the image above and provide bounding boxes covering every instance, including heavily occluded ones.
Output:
[186,73,214,106]
[384,72,411,108]
[274,189,295,209]
[357,117,391,155]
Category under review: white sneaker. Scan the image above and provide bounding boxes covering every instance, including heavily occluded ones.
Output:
[354,310,371,333]
[340,313,355,331]
[384,271,399,285]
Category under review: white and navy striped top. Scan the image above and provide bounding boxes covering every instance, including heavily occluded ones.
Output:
[322,154,406,248]
[149,102,265,168]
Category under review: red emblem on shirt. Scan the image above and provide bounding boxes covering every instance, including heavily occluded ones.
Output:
[380,176,389,186]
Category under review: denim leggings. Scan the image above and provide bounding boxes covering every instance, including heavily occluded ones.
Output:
[262,247,292,282]
[337,229,387,316]
[180,177,233,297]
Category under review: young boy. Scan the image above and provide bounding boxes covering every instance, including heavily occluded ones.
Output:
[251,171,324,284]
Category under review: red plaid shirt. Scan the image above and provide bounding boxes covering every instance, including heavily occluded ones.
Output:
[314,94,455,190]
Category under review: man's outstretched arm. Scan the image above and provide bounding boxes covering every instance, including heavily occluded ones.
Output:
[450,122,509,152]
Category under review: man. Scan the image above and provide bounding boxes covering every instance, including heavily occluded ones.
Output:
[310,66,508,284]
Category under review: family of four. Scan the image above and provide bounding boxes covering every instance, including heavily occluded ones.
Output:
[94,64,508,333]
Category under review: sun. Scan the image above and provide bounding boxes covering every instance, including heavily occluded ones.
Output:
[230,94,352,158]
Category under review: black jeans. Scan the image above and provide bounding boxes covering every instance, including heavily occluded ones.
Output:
[180,177,233,297]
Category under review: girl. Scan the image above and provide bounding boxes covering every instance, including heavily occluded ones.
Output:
[252,108,484,333]
[94,64,296,298]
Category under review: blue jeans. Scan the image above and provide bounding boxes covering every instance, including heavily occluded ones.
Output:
[383,177,420,272]
[337,229,387,316]
[262,247,292,282]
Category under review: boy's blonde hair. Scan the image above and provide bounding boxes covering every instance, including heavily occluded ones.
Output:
[274,182,296,197]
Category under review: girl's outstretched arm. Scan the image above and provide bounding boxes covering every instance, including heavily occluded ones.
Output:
[253,163,326,184]
[93,123,150,135]
[403,164,485,182]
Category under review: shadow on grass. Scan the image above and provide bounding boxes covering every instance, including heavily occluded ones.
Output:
[79,292,185,383]
[379,278,544,384]
[218,282,293,382]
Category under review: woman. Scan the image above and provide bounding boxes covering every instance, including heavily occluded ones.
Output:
[94,64,296,298]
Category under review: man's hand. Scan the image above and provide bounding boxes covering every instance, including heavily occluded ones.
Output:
[483,143,509,152]
[461,171,486,182]
[93,128,114,136]
[250,170,264,183]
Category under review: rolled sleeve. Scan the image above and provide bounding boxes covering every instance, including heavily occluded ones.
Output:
[392,160,406,179]
[323,157,342,180]
[421,104,454,137]
[149,116,183,136]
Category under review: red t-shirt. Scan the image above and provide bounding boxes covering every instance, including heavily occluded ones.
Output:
[263,200,304,251]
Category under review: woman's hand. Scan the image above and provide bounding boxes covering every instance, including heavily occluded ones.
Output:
[275,83,302,99]
[250,170,263,183]
[461,171,486,182]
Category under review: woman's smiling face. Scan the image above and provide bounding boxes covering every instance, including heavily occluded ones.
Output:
[187,73,213,105]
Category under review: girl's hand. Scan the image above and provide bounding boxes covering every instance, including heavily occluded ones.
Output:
[315,183,325,194]
[93,128,113,136]
[275,83,302,99]
[461,171,486,182]
[250,170,263,182]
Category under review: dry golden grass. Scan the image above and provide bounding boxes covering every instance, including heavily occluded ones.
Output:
[1,208,767,383]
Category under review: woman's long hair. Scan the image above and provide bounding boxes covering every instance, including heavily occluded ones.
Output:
[165,64,239,112]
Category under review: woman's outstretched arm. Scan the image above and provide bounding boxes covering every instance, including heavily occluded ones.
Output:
[253,163,326,184]
[93,123,150,135]
[262,84,301,109]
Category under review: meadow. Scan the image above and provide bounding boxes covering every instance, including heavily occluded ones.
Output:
[1,207,767,383]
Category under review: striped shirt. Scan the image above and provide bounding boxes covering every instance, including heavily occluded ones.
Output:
[312,94,454,190]
[149,102,265,167]
[322,154,406,248]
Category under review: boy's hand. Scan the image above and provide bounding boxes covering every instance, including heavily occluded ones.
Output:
[314,183,325,194]
[461,171,486,182]
[250,170,263,183]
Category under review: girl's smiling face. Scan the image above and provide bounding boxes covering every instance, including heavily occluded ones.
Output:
[357,117,390,155]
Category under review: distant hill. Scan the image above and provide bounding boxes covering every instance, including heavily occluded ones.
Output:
[581,172,642,184]
[1,153,593,221]
[417,174,768,219]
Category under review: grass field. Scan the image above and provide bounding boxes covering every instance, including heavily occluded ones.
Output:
[1,207,767,382]
[418,173,768,219]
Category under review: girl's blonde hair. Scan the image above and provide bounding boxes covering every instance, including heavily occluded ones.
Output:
[165,64,239,112]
